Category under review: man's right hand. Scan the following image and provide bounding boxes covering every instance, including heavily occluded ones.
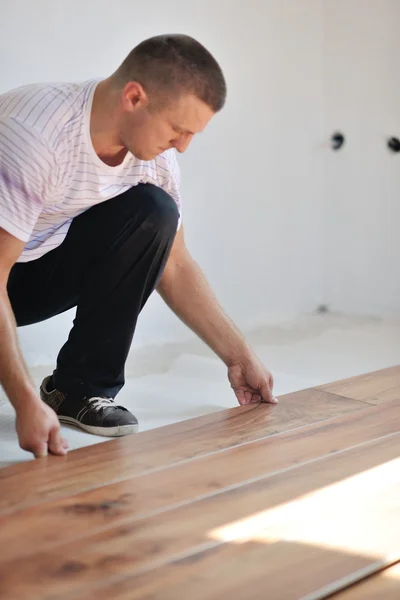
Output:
[15,399,69,458]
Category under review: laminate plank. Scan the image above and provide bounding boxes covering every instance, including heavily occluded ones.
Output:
[317,365,400,405]
[71,545,400,600]
[69,544,400,600]
[0,389,366,515]
[0,399,398,564]
[0,433,398,600]
[330,562,400,600]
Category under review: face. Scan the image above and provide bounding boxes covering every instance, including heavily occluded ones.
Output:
[118,82,215,160]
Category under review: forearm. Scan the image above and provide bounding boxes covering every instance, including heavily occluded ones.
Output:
[158,257,253,366]
[0,288,38,411]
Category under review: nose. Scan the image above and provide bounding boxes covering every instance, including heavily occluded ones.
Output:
[171,134,193,153]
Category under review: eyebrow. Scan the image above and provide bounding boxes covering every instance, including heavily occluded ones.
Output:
[173,124,195,136]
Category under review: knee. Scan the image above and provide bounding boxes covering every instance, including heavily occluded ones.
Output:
[136,184,180,237]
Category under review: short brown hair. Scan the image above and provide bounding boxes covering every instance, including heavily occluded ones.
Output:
[114,34,226,112]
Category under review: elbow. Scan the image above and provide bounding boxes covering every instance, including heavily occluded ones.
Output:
[157,253,191,294]
[157,260,177,295]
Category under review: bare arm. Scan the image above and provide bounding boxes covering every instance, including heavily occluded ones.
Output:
[0,227,68,456]
[158,227,277,404]
[0,228,37,407]
[158,227,252,365]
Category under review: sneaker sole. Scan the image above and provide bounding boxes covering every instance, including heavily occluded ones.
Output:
[58,416,139,437]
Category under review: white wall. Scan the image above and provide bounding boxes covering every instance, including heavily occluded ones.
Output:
[322,0,400,316]
[0,0,325,365]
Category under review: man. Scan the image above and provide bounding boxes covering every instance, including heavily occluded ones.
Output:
[0,34,277,460]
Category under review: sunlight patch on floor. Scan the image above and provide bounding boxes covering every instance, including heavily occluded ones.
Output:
[208,457,400,559]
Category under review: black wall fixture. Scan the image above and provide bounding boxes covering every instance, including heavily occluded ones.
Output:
[331,131,345,150]
[387,136,400,153]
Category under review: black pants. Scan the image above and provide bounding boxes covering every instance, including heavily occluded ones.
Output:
[7,184,179,399]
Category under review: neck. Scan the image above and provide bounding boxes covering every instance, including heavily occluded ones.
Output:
[90,79,128,166]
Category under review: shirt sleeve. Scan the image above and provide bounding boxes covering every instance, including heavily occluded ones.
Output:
[161,149,183,229]
[0,117,55,242]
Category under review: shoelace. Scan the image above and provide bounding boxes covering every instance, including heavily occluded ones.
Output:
[86,397,118,412]
[76,397,125,422]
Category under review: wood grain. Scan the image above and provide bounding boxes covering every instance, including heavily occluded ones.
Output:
[0,433,398,600]
[0,389,366,515]
[317,365,400,405]
[0,399,398,564]
[72,544,399,600]
[330,562,400,600]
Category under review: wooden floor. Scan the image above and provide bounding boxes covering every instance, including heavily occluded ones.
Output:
[0,366,399,600]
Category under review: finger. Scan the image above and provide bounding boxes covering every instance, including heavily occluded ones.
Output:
[48,428,68,456]
[237,390,247,406]
[244,391,252,405]
[260,380,276,404]
[34,442,48,458]
[62,437,69,450]
[235,389,247,405]
[250,393,262,403]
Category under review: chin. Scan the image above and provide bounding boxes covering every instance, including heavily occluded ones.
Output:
[126,146,148,161]
[136,150,158,161]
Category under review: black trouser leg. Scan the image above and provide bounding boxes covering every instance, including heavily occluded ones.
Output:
[7,183,179,398]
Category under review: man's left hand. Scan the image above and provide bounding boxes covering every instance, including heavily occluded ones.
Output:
[228,356,278,405]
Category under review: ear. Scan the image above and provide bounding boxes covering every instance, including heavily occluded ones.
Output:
[121,81,148,112]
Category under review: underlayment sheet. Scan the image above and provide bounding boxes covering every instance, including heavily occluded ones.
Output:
[0,314,399,468]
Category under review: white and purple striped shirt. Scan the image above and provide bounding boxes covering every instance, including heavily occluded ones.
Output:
[0,79,182,263]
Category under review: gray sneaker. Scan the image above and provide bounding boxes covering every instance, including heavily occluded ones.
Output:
[40,376,139,437]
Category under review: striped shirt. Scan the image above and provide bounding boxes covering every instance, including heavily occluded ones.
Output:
[0,79,182,263]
